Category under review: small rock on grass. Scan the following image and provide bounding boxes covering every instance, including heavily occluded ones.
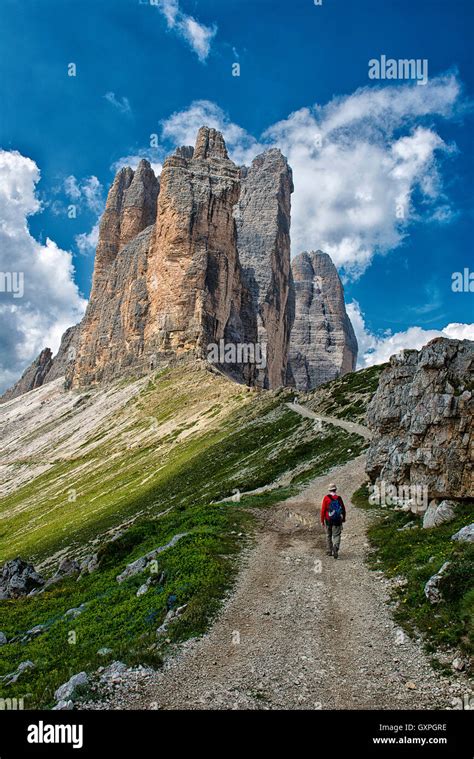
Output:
[52,700,74,710]
[1,660,35,685]
[54,672,89,702]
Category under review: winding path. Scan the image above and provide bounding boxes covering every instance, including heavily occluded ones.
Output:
[285,401,372,440]
[98,407,458,710]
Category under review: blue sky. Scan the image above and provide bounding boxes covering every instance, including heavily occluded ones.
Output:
[0,0,473,390]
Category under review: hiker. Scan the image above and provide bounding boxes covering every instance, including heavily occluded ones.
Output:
[321,483,346,559]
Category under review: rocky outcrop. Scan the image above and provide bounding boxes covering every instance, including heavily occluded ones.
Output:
[0,660,35,685]
[0,349,53,403]
[90,160,159,300]
[0,324,81,403]
[286,251,358,390]
[0,558,45,599]
[67,225,155,387]
[116,533,188,584]
[54,672,89,703]
[235,149,294,388]
[44,557,81,588]
[366,338,474,503]
[424,561,451,604]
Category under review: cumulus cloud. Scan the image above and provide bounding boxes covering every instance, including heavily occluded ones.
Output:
[160,74,462,276]
[347,301,474,368]
[0,150,87,393]
[262,76,460,275]
[155,0,217,62]
[104,92,131,115]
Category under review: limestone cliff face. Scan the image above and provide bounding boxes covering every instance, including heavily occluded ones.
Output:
[67,226,154,387]
[287,251,358,390]
[0,324,81,403]
[69,158,159,388]
[90,160,159,300]
[0,349,53,403]
[42,324,81,382]
[235,149,294,389]
[145,128,246,358]
[366,338,474,501]
[3,127,359,400]
[69,128,260,388]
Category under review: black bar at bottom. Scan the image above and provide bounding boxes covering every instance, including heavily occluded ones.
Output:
[0,709,471,757]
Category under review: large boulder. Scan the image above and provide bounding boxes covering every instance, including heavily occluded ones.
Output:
[366,338,474,503]
[424,561,451,604]
[422,500,457,529]
[451,524,474,543]
[54,672,89,702]
[0,558,45,599]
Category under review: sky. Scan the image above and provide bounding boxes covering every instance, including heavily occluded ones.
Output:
[0,0,473,392]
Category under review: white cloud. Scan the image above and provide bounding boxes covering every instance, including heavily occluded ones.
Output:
[104,92,131,115]
[64,174,104,214]
[442,323,474,341]
[64,175,81,201]
[61,175,105,255]
[160,99,261,163]
[347,301,474,368]
[155,0,217,62]
[112,152,163,178]
[160,74,462,276]
[0,150,87,393]
[262,75,460,275]
[75,220,100,256]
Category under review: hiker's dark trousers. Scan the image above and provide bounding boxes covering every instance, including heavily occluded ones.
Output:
[325,522,342,552]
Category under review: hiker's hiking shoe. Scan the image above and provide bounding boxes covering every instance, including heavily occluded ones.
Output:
[326,549,332,556]
[333,547,339,559]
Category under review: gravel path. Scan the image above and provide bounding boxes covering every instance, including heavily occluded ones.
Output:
[96,429,467,710]
[286,401,372,439]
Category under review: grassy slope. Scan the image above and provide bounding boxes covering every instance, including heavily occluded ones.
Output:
[302,363,385,422]
[353,486,474,661]
[0,365,366,707]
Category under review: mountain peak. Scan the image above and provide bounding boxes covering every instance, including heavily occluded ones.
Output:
[193,126,229,160]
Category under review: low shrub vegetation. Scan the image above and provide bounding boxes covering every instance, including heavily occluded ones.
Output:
[353,484,474,657]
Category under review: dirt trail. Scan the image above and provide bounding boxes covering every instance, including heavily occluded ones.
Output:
[103,411,458,710]
[286,401,372,440]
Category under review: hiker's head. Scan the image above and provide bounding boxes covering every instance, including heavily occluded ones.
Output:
[328,483,337,494]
